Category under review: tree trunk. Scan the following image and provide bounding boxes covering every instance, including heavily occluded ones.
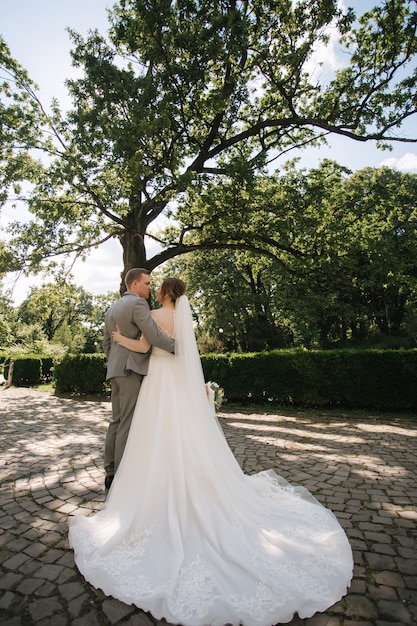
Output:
[119,231,148,294]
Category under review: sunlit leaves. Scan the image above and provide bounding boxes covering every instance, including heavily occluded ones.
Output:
[0,37,47,202]
[324,0,417,136]
[1,1,417,281]
[167,161,417,346]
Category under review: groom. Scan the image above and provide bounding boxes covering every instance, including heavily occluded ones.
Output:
[102,268,175,490]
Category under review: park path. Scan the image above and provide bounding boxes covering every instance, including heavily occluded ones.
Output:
[0,386,416,625]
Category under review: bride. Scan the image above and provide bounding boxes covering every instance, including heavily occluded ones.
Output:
[68,277,353,626]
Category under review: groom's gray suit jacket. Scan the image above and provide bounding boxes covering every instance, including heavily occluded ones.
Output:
[103,291,175,380]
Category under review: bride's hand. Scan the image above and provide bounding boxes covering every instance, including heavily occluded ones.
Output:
[112,325,123,344]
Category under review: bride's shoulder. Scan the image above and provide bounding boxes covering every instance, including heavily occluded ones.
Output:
[151,308,174,336]
[151,308,163,320]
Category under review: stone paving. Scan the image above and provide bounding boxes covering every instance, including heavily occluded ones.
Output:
[0,386,416,626]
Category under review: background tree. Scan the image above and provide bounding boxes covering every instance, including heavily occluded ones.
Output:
[81,291,119,352]
[10,280,118,353]
[245,163,417,347]
[164,249,292,352]
[2,160,416,354]
[343,167,417,339]
[1,0,417,290]
[167,162,417,349]
[0,280,17,348]
[0,39,46,205]
[17,280,91,341]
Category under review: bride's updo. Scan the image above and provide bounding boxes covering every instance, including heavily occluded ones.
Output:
[160,278,186,303]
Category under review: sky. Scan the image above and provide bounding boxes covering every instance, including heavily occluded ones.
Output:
[1,0,417,304]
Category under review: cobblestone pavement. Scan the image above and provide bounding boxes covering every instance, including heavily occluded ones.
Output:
[1,386,416,626]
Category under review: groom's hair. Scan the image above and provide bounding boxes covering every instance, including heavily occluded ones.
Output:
[125,268,150,289]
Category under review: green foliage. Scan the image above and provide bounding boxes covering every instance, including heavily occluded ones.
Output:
[11,354,53,387]
[81,291,118,352]
[0,313,14,347]
[1,2,416,281]
[166,162,417,350]
[2,157,417,353]
[6,346,415,412]
[0,37,46,212]
[52,320,86,354]
[7,321,67,358]
[164,249,292,352]
[201,349,417,411]
[17,278,93,341]
[0,283,17,346]
[54,354,109,396]
[0,352,11,383]
[11,322,49,350]
[12,279,116,353]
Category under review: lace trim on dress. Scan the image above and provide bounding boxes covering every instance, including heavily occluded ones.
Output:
[154,319,174,339]
[250,553,332,598]
[72,516,346,621]
[168,556,218,621]
[71,525,153,576]
[93,527,153,578]
[250,472,334,529]
[228,581,292,617]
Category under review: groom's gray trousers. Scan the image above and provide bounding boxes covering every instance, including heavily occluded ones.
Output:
[104,372,143,477]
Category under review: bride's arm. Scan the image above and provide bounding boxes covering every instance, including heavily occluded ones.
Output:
[112,325,151,353]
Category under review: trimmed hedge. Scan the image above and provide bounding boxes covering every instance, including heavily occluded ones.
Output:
[54,353,109,396]
[201,349,417,411]
[5,354,54,387]
[3,349,416,411]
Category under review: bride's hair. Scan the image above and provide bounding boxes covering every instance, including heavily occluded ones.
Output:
[160,278,186,302]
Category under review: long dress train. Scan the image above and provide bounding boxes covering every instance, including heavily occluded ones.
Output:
[68,296,353,626]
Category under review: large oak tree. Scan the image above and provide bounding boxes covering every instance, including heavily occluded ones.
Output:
[1,0,417,290]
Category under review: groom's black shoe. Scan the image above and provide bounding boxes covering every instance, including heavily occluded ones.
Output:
[105,475,114,490]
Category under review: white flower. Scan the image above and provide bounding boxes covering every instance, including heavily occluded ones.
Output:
[205,380,225,410]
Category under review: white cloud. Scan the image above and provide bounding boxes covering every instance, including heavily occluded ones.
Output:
[304,21,344,82]
[379,152,417,172]
[70,238,124,297]
[306,0,381,81]
[3,239,123,306]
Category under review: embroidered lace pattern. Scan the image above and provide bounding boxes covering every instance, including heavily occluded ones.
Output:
[228,581,292,618]
[93,527,153,578]
[117,575,169,601]
[167,556,218,620]
[250,553,333,599]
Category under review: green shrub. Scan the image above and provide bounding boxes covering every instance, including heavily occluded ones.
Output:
[11,355,42,387]
[54,353,109,396]
[7,348,417,411]
[1,354,56,387]
[201,349,417,411]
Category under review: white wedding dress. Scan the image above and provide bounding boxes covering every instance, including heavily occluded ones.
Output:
[69,296,353,626]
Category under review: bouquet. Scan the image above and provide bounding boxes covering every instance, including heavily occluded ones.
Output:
[205,380,226,411]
